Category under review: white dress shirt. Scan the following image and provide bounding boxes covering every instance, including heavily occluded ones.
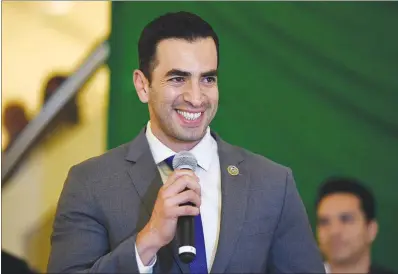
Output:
[135,121,222,273]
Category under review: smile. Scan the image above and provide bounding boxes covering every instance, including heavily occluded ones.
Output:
[176,110,202,121]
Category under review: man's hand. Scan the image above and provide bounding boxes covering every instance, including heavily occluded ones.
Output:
[136,169,201,265]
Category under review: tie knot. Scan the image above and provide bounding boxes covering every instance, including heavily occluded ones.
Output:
[164,155,175,170]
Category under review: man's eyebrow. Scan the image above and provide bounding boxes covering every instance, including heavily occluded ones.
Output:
[201,69,218,77]
[165,69,191,77]
[164,69,218,78]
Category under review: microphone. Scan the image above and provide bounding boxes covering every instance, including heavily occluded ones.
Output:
[172,151,198,264]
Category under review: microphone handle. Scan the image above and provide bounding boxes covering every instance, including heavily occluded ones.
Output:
[177,190,196,263]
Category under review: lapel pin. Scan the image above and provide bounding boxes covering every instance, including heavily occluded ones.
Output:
[227,165,239,176]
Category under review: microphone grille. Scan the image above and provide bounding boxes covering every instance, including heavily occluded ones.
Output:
[172,151,198,171]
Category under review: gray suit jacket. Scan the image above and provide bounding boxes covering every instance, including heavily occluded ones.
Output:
[48,129,325,273]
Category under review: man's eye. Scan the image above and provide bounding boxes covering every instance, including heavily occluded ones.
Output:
[317,218,329,226]
[340,214,354,223]
[202,76,217,84]
[169,77,185,83]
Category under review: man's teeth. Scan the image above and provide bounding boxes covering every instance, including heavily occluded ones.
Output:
[177,110,202,120]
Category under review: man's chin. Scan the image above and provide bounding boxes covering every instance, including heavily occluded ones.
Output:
[173,127,207,142]
[329,253,353,265]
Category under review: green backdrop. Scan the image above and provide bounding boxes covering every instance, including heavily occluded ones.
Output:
[108,2,398,270]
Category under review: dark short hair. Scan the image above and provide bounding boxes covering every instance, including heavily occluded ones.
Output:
[315,177,376,222]
[138,11,219,82]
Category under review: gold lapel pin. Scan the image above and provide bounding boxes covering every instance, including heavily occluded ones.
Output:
[227,165,239,176]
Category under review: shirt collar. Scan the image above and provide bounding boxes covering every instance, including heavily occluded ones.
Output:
[145,121,215,171]
[324,262,331,274]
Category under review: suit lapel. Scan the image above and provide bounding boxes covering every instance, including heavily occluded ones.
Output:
[210,134,249,274]
[125,128,190,274]
[126,146,160,219]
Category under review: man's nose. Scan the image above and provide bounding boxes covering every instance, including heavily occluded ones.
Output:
[183,82,203,107]
[328,220,343,236]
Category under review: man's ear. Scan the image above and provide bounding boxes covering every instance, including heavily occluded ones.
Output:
[133,69,150,103]
[367,220,378,243]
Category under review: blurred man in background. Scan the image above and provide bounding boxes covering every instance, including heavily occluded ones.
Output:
[316,177,395,274]
[41,74,80,137]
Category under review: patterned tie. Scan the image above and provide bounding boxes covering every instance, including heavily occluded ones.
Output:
[165,155,208,274]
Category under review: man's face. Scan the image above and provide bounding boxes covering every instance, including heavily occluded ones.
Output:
[316,193,377,265]
[140,37,218,144]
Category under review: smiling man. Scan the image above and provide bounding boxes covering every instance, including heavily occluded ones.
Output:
[134,36,219,151]
[48,11,325,273]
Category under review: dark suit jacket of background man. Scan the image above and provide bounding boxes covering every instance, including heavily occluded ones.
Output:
[48,128,325,273]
